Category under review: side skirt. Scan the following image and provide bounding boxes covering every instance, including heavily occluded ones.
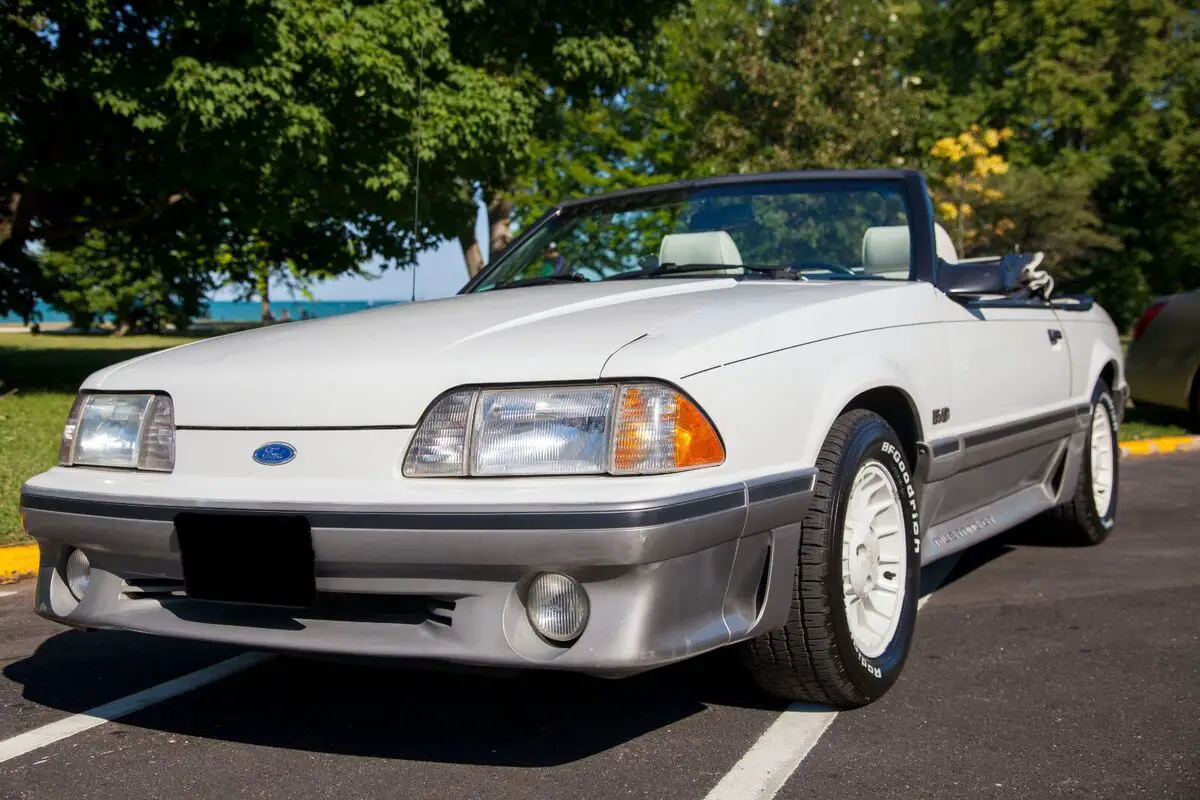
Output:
[917,430,1086,566]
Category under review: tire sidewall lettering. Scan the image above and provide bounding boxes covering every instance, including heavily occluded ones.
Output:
[830,422,921,697]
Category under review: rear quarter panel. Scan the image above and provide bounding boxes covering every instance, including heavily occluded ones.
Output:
[1052,302,1127,406]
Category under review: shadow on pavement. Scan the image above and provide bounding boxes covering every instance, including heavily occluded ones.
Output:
[2,628,245,714]
[925,511,1107,597]
[4,624,785,767]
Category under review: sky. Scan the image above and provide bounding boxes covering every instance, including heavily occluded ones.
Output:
[210,202,489,303]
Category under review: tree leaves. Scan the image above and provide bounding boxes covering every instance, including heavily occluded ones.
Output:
[0,0,680,317]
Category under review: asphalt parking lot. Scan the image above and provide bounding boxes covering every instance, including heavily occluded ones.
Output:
[1,452,1198,800]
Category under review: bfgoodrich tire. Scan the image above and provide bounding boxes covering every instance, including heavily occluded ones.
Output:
[1045,381,1119,546]
[741,409,921,708]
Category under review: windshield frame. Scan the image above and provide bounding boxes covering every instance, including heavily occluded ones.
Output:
[459,169,938,294]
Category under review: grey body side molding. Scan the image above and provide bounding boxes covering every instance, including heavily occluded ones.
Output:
[917,404,1091,563]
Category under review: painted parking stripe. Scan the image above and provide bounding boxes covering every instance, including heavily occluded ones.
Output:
[0,591,17,599]
[0,652,271,764]
[703,555,961,800]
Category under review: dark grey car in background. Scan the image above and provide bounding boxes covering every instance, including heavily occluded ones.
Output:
[1126,288,1200,426]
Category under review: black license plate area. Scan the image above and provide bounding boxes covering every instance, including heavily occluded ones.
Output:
[175,513,315,608]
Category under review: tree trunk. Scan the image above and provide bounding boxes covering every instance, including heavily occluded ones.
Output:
[0,184,31,254]
[487,193,514,262]
[257,267,273,322]
[113,312,131,337]
[460,221,486,278]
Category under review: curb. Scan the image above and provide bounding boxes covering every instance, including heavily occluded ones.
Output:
[0,543,39,584]
[1119,435,1200,458]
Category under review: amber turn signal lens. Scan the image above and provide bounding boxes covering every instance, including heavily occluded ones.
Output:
[673,393,725,467]
[612,385,724,474]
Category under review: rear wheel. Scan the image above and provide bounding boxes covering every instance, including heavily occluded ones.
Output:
[741,409,921,708]
[1045,381,1119,545]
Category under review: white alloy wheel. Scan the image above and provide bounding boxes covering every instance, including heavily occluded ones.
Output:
[1090,402,1116,516]
[840,460,907,659]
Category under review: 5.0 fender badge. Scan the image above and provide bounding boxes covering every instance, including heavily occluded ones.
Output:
[253,442,297,466]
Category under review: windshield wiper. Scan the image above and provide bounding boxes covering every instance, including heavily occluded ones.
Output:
[605,263,804,281]
[486,273,591,291]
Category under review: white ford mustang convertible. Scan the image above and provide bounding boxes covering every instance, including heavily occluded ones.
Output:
[20,169,1126,708]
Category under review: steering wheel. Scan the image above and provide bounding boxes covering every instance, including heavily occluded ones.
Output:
[788,261,858,276]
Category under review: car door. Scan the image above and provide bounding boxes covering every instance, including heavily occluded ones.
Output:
[944,299,1073,426]
[922,290,1076,533]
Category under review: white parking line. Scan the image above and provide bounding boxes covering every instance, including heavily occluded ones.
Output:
[0,652,271,764]
[703,555,961,800]
[0,591,16,599]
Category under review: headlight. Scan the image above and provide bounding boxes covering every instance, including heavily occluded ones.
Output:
[403,382,724,477]
[59,393,175,472]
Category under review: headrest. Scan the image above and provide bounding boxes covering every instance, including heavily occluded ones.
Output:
[658,231,743,268]
[934,223,958,264]
[861,225,911,275]
[860,223,960,276]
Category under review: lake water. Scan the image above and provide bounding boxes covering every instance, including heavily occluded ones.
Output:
[2,299,404,325]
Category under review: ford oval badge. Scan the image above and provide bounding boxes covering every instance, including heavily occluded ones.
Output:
[253,442,296,466]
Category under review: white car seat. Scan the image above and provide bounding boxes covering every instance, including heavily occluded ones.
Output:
[657,231,744,275]
[860,223,959,278]
[933,223,958,264]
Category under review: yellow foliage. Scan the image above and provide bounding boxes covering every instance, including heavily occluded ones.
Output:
[929,126,1010,173]
[928,123,1013,255]
[931,137,965,162]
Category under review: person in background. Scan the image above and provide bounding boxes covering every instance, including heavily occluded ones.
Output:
[542,241,566,275]
[518,241,568,280]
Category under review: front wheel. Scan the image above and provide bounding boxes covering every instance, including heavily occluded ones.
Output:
[741,409,921,708]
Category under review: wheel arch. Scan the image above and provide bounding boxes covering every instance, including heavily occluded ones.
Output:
[1072,317,1127,406]
[836,386,923,468]
[797,353,930,469]
[1099,360,1118,392]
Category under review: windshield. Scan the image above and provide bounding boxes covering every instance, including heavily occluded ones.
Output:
[469,180,915,291]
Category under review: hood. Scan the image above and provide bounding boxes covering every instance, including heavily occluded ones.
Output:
[88,278,921,427]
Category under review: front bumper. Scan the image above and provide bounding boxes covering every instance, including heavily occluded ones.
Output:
[19,470,815,675]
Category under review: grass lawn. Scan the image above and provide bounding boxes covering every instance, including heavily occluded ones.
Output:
[1120,407,1196,440]
[1,333,202,545]
[0,331,1195,546]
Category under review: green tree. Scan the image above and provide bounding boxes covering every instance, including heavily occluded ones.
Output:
[39,232,213,334]
[909,0,1199,328]
[0,0,681,317]
[509,0,928,240]
[669,0,925,174]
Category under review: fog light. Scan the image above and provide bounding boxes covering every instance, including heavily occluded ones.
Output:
[526,572,589,643]
[65,548,90,600]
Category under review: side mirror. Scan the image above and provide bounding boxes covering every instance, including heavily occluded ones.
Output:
[935,254,1033,298]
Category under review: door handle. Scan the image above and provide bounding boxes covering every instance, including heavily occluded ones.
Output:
[1047,329,1063,345]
